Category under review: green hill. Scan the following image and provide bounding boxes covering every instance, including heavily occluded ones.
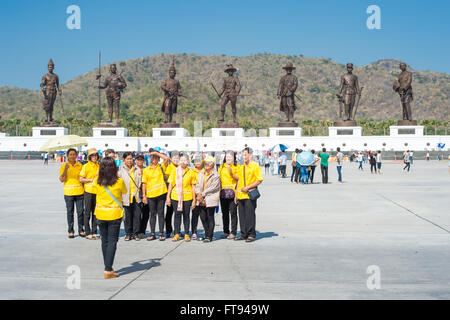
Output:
[0,53,449,135]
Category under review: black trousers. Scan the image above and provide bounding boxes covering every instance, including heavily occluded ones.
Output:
[294,166,301,182]
[280,165,287,177]
[237,199,257,239]
[191,206,201,234]
[84,192,97,235]
[64,194,84,234]
[124,198,141,237]
[320,165,328,184]
[98,218,121,271]
[220,197,238,235]
[370,163,377,173]
[139,203,149,234]
[290,165,297,182]
[199,206,216,239]
[310,166,316,183]
[148,194,166,235]
[165,205,174,236]
[171,200,192,236]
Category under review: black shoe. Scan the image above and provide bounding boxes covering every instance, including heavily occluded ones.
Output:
[234,236,246,241]
[203,238,211,243]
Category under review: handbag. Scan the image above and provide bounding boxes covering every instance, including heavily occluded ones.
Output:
[127,169,142,200]
[219,165,237,199]
[243,165,261,201]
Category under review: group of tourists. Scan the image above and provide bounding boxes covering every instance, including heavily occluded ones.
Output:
[288,148,338,184]
[59,147,263,278]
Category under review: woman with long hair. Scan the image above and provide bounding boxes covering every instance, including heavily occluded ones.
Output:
[93,157,127,279]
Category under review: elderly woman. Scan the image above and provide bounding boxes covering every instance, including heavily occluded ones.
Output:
[196,156,221,243]
[191,154,205,240]
[166,154,197,242]
[118,152,142,241]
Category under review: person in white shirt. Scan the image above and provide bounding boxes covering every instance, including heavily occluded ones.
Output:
[376,151,382,174]
[357,152,363,171]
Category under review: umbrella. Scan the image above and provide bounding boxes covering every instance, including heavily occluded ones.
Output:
[296,151,314,166]
[39,135,88,152]
[270,144,289,153]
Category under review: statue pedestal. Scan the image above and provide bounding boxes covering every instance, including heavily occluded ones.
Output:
[153,127,189,138]
[93,127,128,137]
[32,127,68,138]
[159,122,180,128]
[0,132,9,137]
[217,121,239,128]
[278,121,299,127]
[269,127,302,137]
[397,120,418,126]
[389,126,424,137]
[97,121,122,128]
[211,128,244,138]
[333,120,357,127]
[328,126,362,137]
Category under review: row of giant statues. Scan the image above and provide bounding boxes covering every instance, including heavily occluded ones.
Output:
[40,57,416,128]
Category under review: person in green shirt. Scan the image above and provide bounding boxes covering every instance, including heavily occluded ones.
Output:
[318,148,330,184]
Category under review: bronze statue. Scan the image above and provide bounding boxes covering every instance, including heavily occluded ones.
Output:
[393,62,414,122]
[40,59,62,123]
[337,63,361,121]
[98,64,127,123]
[217,64,241,123]
[161,57,182,123]
[277,62,298,123]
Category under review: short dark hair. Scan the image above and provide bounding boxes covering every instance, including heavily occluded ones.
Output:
[105,149,115,157]
[97,157,119,187]
[311,149,315,154]
[243,147,253,154]
[322,148,326,152]
[67,148,77,156]
[123,152,133,160]
[337,147,340,152]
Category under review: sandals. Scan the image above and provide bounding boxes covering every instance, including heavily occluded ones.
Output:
[68,233,75,239]
[159,235,166,241]
[147,234,156,241]
[245,237,255,243]
[79,232,86,238]
[124,235,131,241]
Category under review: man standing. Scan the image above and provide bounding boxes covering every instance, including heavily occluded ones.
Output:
[98,64,127,123]
[336,147,343,183]
[291,149,299,183]
[161,56,182,123]
[277,62,298,123]
[40,59,62,123]
[218,64,241,123]
[393,62,414,121]
[279,151,287,178]
[319,148,330,184]
[338,63,360,121]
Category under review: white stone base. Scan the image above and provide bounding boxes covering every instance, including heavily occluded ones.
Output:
[390,126,424,137]
[32,127,68,138]
[152,128,189,138]
[93,127,128,138]
[211,128,244,138]
[269,127,302,137]
[0,132,9,137]
[328,126,362,137]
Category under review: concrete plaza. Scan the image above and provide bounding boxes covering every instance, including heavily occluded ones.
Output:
[0,159,449,300]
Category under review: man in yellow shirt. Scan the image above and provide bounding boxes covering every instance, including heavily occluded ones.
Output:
[142,149,170,241]
[235,147,263,242]
[80,148,100,239]
[59,148,85,238]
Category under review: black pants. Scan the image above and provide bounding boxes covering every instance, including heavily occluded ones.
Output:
[172,200,192,236]
[264,164,270,174]
[64,194,84,234]
[98,218,121,272]
[310,166,316,183]
[148,194,166,235]
[139,203,149,234]
[237,199,257,239]
[320,165,328,184]
[280,165,287,178]
[124,198,141,237]
[370,163,377,173]
[295,166,301,183]
[220,197,238,235]
[290,165,297,182]
[199,206,216,239]
[403,163,411,171]
[165,205,174,236]
[84,192,97,235]
[191,206,201,235]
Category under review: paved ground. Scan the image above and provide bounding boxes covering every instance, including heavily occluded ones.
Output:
[0,159,449,300]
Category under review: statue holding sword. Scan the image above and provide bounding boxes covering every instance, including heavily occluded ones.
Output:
[336,63,362,123]
[211,64,242,124]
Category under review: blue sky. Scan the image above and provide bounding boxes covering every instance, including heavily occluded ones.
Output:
[0,0,449,89]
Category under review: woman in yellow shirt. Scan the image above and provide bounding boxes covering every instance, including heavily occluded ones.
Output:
[59,148,85,239]
[166,154,197,242]
[164,152,180,238]
[79,148,100,239]
[92,157,127,279]
[142,149,169,241]
[191,154,204,240]
[218,151,240,239]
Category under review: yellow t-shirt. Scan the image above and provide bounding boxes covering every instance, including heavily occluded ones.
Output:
[291,152,297,162]
[237,162,264,200]
[142,163,168,198]
[80,161,99,194]
[59,162,84,196]
[218,164,240,191]
[168,168,197,201]
[192,167,205,181]
[92,177,127,221]
[165,162,177,180]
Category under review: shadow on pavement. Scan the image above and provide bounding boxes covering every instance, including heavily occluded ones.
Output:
[116,258,161,276]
